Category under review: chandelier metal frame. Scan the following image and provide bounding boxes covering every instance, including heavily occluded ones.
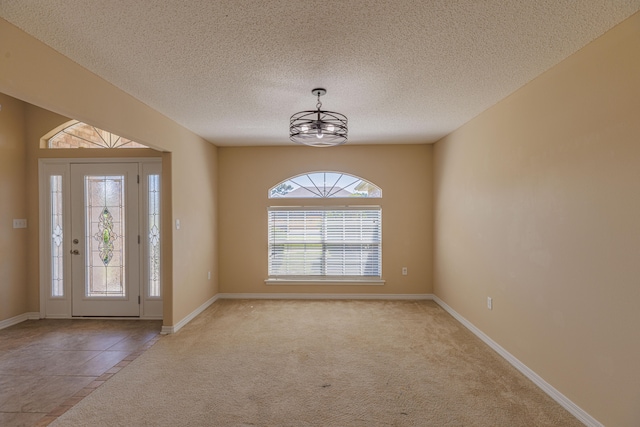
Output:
[289,88,348,147]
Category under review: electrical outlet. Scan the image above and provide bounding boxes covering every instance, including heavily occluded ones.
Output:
[487,297,493,310]
[402,267,408,276]
[208,271,211,280]
[175,219,181,230]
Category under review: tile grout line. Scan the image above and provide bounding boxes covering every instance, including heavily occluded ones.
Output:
[33,335,162,427]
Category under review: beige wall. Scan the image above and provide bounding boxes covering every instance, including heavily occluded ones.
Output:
[170,137,218,322]
[218,145,433,295]
[433,12,640,427]
[0,18,219,326]
[0,93,28,320]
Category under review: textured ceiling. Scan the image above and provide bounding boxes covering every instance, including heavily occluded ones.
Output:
[1,1,639,146]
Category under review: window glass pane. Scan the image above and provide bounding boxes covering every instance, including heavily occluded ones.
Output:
[148,174,161,297]
[268,208,381,277]
[85,175,126,297]
[269,172,381,198]
[48,121,148,149]
[50,175,64,297]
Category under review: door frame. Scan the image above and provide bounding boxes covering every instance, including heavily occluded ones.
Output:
[38,158,163,319]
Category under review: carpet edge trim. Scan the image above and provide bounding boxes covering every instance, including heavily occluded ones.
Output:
[432,295,602,427]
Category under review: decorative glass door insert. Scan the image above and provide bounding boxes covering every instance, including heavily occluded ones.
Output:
[84,175,126,297]
[147,174,161,297]
[50,175,64,297]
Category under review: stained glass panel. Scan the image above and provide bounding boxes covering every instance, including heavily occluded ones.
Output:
[85,175,126,297]
[50,175,64,297]
[148,174,161,297]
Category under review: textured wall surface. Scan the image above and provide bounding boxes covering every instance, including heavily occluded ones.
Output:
[434,13,640,427]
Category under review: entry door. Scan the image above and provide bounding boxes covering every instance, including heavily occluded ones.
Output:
[70,163,140,316]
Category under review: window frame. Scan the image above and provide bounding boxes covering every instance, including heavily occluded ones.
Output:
[269,171,382,199]
[266,205,384,285]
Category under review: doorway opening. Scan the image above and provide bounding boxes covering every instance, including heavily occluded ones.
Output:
[39,159,162,319]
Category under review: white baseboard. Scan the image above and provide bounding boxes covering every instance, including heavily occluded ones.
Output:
[218,293,434,300]
[140,316,163,320]
[161,294,220,335]
[0,312,40,330]
[432,296,602,427]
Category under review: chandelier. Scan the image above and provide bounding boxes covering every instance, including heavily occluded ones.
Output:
[289,88,348,147]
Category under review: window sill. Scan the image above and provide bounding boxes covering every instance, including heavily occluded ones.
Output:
[265,278,385,286]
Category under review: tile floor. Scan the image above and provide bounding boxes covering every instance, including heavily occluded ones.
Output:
[0,319,162,427]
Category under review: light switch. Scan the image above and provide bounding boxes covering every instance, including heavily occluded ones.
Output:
[13,219,27,229]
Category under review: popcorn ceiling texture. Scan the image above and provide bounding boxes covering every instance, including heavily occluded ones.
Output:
[0,1,639,146]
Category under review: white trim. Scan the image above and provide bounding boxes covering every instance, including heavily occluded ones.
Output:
[161,294,220,334]
[268,205,382,211]
[0,312,41,330]
[38,157,161,164]
[265,279,385,285]
[219,293,433,300]
[39,158,163,319]
[432,296,602,427]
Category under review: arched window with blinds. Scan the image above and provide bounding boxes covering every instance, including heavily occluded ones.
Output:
[268,172,382,282]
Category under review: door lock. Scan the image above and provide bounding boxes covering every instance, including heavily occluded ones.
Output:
[70,249,80,255]
[73,239,79,244]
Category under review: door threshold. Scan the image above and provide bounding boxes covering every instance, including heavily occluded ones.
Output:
[71,316,141,319]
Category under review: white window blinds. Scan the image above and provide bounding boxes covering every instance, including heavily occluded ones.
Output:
[268,207,381,277]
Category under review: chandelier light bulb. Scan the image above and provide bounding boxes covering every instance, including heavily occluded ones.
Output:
[301,125,309,133]
[316,129,324,139]
[327,124,335,132]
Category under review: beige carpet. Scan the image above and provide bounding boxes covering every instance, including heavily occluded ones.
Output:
[51,300,582,426]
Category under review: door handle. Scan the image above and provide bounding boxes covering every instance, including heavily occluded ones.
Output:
[70,249,80,255]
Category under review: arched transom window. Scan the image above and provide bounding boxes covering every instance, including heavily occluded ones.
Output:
[48,121,148,149]
[269,172,382,198]
[267,171,383,282]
